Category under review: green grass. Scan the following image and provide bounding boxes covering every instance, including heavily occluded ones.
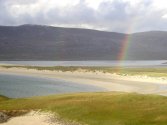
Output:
[1,92,167,125]
[0,95,9,102]
[1,65,167,78]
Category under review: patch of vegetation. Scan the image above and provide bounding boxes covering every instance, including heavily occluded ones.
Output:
[1,92,167,125]
[1,65,167,78]
[0,95,9,102]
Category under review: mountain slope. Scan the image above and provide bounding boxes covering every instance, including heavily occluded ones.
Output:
[0,25,166,60]
[128,31,167,60]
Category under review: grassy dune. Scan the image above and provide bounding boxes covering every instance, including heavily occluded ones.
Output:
[1,65,167,78]
[0,95,8,102]
[1,92,167,125]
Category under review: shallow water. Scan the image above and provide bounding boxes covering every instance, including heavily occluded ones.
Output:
[0,73,105,98]
[0,60,167,67]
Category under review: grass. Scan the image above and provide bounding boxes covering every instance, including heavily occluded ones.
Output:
[0,95,9,102]
[1,92,167,125]
[1,65,167,78]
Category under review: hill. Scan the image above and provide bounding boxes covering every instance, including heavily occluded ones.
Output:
[0,24,167,60]
[1,92,167,125]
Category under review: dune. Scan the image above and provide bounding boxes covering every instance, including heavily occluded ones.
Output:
[1,66,167,125]
[1,111,60,125]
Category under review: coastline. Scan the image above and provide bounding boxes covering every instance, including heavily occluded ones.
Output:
[0,66,167,95]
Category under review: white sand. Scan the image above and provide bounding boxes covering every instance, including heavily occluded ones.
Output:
[1,111,60,125]
[0,67,167,95]
[0,67,167,125]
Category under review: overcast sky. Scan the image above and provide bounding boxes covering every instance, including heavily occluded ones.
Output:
[1,0,167,33]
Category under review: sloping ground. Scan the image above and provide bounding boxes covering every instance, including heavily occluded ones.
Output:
[1,111,63,125]
[0,25,167,60]
[0,96,8,102]
[1,92,167,125]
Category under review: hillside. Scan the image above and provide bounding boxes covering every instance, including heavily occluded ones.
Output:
[1,92,167,125]
[0,25,167,60]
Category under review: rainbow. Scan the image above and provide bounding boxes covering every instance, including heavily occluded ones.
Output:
[117,33,131,61]
[116,18,137,62]
[115,33,132,71]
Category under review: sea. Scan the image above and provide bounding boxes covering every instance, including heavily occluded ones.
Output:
[0,73,105,98]
[0,60,166,67]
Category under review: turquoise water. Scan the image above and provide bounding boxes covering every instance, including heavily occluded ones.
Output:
[0,60,167,67]
[0,73,105,98]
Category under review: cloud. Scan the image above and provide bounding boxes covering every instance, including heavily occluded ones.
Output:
[0,0,167,33]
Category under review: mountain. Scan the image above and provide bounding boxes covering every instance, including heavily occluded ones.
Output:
[128,31,167,60]
[0,24,167,60]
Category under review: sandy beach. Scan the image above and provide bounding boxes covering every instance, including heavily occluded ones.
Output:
[1,66,167,125]
[0,66,167,95]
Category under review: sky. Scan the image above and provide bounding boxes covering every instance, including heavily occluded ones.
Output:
[1,0,167,33]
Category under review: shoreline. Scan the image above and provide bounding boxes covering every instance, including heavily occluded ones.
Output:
[0,66,167,96]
